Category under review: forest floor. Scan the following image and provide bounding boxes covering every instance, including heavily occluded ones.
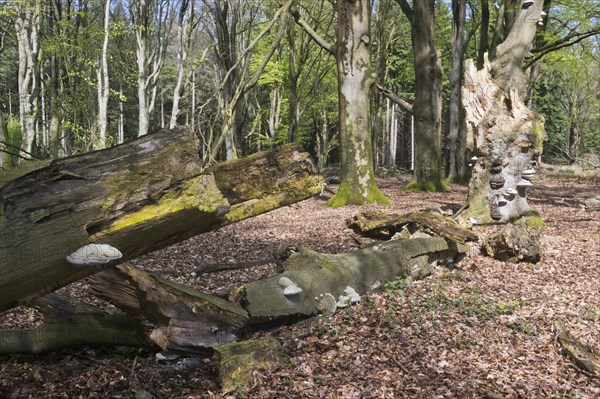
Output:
[1,169,599,399]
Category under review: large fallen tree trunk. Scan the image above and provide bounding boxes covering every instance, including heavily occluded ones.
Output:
[229,229,472,322]
[2,211,476,354]
[0,128,323,310]
[89,264,248,355]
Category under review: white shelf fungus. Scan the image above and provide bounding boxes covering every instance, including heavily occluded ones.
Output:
[66,244,122,265]
[336,286,361,308]
[279,276,302,296]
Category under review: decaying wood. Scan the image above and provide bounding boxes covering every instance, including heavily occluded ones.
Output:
[214,336,287,394]
[347,210,478,244]
[554,320,600,377]
[0,128,323,311]
[460,0,546,224]
[89,264,249,354]
[482,221,542,263]
[229,236,466,322]
[0,293,150,354]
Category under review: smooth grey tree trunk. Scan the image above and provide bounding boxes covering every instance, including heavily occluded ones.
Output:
[96,0,111,149]
[327,0,390,207]
[169,0,192,129]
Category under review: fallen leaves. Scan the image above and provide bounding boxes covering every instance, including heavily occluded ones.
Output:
[0,171,598,398]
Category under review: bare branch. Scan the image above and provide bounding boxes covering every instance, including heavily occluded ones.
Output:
[394,0,413,25]
[374,83,413,115]
[525,29,600,68]
[291,6,336,55]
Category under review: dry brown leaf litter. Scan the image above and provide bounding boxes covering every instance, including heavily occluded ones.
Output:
[0,171,598,399]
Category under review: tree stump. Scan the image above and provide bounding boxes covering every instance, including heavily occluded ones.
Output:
[214,336,288,394]
[482,221,542,263]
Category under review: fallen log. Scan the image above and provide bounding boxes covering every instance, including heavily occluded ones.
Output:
[229,235,468,322]
[554,320,600,377]
[214,336,287,394]
[0,128,323,310]
[0,293,150,354]
[347,210,478,244]
[89,264,248,354]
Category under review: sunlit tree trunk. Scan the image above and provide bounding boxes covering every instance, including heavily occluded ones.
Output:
[14,0,41,158]
[396,0,444,191]
[169,0,193,129]
[327,0,390,207]
[461,0,546,223]
[130,0,169,137]
[96,0,111,149]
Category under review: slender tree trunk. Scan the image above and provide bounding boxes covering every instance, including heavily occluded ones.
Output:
[170,0,192,129]
[136,31,149,137]
[411,0,444,190]
[287,23,298,143]
[477,0,490,69]
[327,0,390,207]
[131,0,168,137]
[14,0,41,158]
[448,0,467,181]
[0,112,8,167]
[96,0,111,149]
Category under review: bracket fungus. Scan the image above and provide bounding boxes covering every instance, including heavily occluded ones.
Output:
[66,244,122,265]
[316,293,337,316]
[278,277,302,297]
[336,286,361,308]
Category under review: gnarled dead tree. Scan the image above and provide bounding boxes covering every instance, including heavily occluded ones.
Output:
[461,0,546,224]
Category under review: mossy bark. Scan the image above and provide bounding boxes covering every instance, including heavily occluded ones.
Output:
[327,0,390,208]
[214,336,288,394]
[411,0,445,191]
[0,130,323,311]
[229,236,464,322]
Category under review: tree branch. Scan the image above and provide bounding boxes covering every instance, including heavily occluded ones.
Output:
[525,29,600,68]
[208,0,293,162]
[291,6,336,55]
[374,83,413,114]
[394,0,413,25]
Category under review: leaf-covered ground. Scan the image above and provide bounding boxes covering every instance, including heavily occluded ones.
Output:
[1,170,598,399]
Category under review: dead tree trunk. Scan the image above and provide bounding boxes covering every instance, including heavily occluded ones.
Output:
[461,0,546,224]
[0,293,150,354]
[229,230,471,322]
[89,264,248,354]
[0,128,323,310]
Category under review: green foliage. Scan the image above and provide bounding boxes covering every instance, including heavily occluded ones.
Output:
[533,48,600,163]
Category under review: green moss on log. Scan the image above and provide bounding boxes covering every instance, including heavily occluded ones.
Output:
[214,336,288,394]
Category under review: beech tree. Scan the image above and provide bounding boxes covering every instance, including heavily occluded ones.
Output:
[129,0,171,137]
[294,0,391,207]
[447,0,467,182]
[95,0,111,149]
[395,0,445,191]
